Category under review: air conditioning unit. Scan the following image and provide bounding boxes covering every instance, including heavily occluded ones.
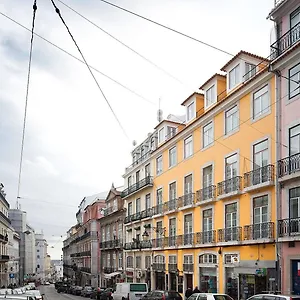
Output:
[231,256,239,264]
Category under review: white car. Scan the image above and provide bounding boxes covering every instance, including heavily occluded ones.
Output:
[247,294,300,300]
[188,293,233,300]
[113,283,148,300]
[24,290,43,300]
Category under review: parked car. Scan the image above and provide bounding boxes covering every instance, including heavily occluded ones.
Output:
[188,293,233,300]
[55,281,63,290]
[246,294,300,300]
[68,286,77,294]
[90,287,106,299]
[57,284,69,293]
[143,290,182,300]
[113,283,148,300]
[81,286,94,297]
[74,286,83,296]
[24,289,44,300]
[100,288,114,300]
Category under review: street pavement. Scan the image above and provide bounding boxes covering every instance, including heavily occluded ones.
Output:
[39,285,89,300]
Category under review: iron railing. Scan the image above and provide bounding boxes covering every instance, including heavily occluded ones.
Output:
[152,238,167,248]
[183,233,194,245]
[278,153,300,177]
[168,236,176,247]
[271,22,300,60]
[195,230,216,244]
[244,165,274,188]
[178,193,195,207]
[152,263,165,271]
[80,267,91,273]
[196,186,216,203]
[0,234,8,243]
[141,208,153,219]
[183,263,194,272]
[278,217,300,237]
[244,222,274,240]
[168,263,178,272]
[100,239,123,249]
[0,255,9,261]
[165,198,177,211]
[218,227,242,242]
[125,151,151,172]
[125,208,153,224]
[121,176,153,198]
[217,176,242,196]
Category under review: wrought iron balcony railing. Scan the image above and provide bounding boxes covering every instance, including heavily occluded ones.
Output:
[141,208,153,219]
[165,198,177,211]
[278,153,300,178]
[178,193,195,207]
[121,176,153,198]
[152,237,167,248]
[271,22,300,60]
[244,222,274,240]
[153,203,164,215]
[0,234,8,244]
[100,239,123,249]
[152,263,165,271]
[278,217,300,237]
[218,227,242,242]
[217,176,242,196]
[183,263,194,272]
[125,208,153,224]
[168,263,178,272]
[244,165,274,188]
[124,240,152,250]
[0,255,9,261]
[168,236,176,247]
[195,230,216,244]
[183,233,194,245]
[196,185,216,203]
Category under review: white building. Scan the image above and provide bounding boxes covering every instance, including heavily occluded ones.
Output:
[7,227,20,286]
[24,225,36,279]
[35,233,47,281]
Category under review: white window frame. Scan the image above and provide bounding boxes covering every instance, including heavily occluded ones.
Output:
[169,146,177,168]
[156,155,163,175]
[244,63,256,81]
[203,121,214,149]
[224,105,239,135]
[252,84,270,121]
[186,101,196,122]
[158,127,164,144]
[205,85,216,108]
[184,135,193,159]
[289,63,300,99]
[229,64,240,90]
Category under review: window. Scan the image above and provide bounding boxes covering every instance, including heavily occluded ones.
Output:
[156,156,163,175]
[291,7,300,29]
[136,198,141,213]
[158,128,164,144]
[169,255,177,264]
[224,254,238,264]
[289,63,300,99]
[145,194,151,210]
[128,202,133,216]
[289,187,300,219]
[206,85,216,107]
[169,182,176,201]
[184,136,193,158]
[199,254,217,264]
[225,105,238,135]
[184,255,193,264]
[37,255,40,259]
[184,174,193,195]
[136,256,141,268]
[167,126,176,139]
[187,102,195,121]
[145,164,150,177]
[156,188,163,205]
[244,63,256,81]
[253,139,269,169]
[37,250,40,253]
[253,195,269,238]
[253,85,269,119]
[145,256,151,269]
[169,146,177,167]
[169,218,176,237]
[229,64,240,89]
[203,165,213,200]
[203,122,214,148]
[106,225,110,241]
[225,153,238,180]
[136,170,140,183]
[290,124,300,156]
[128,176,132,187]
[225,203,238,240]
[126,256,133,268]
[184,214,193,234]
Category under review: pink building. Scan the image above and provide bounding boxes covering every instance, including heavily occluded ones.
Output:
[269,0,300,295]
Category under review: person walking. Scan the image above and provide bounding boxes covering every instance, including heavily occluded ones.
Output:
[185,287,193,300]
[193,286,201,294]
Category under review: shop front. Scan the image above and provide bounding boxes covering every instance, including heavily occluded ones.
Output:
[198,253,218,293]
[155,271,165,290]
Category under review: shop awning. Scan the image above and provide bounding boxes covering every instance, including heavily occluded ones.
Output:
[104,271,121,279]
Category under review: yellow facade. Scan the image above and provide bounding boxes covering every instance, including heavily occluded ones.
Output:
[150,53,277,295]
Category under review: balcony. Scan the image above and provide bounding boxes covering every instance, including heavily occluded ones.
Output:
[121,176,153,198]
[125,208,153,224]
[79,251,91,257]
[217,176,242,199]
[125,151,151,173]
[195,231,216,244]
[177,193,195,209]
[152,238,167,248]
[0,212,11,225]
[152,263,165,271]
[278,153,300,181]
[100,239,123,249]
[183,233,194,246]
[164,198,177,213]
[80,267,91,274]
[271,22,300,60]
[244,165,274,192]
[141,208,153,219]
[244,222,274,241]
[217,227,242,243]
[0,255,9,262]
[195,186,216,205]
[168,263,178,272]
[168,236,176,247]
[0,234,8,244]
[124,240,152,250]
[183,263,194,272]
[278,217,300,238]
[153,204,164,216]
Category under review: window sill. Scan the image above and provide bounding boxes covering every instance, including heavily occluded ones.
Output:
[251,109,271,124]
[286,93,300,106]
[201,143,214,152]
[183,154,194,161]
[223,128,239,139]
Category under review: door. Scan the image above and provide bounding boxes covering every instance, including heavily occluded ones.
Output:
[253,196,268,238]
[184,214,193,245]
[225,154,238,192]
[145,164,150,177]
[184,175,193,205]
[136,171,140,184]
[292,260,300,295]
[289,125,300,173]
[289,187,300,234]
[203,165,213,200]
[185,274,193,291]
[203,209,213,243]
[225,203,238,241]
[169,219,176,246]
[253,140,269,184]
[156,189,163,214]
[169,182,177,210]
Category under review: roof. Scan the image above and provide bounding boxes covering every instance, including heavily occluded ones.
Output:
[154,117,184,130]
[220,50,268,71]
[81,191,108,209]
[199,73,226,90]
[181,92,204,106]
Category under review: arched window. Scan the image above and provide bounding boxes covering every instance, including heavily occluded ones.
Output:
[199,253,217,264]
[154,255,165,263]
[126,256,133,268]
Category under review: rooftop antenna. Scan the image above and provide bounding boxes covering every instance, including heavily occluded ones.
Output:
[157,97,163,123]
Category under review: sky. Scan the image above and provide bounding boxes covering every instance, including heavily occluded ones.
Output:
[0,0,275,259]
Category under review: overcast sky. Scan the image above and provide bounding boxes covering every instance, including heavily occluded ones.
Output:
[0,0,275,259]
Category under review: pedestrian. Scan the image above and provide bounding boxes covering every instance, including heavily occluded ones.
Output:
[193,286,201,294]
[185,287,193,300]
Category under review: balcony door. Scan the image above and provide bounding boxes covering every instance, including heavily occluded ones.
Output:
[225,154,237,192]
[203,165,213,200]
[184,174,193,205]
[225,203,237,241]
[253,195,268,239]
[169,182,176,210]
[289,125,300,173]
[169,218,176,246]
[253,140,269,184]
[203,209,213,243]
[136,170,140,184]
[156,188,163,214]
[184,214,193,244]
[291,8,300,44]
[289,187,300,234]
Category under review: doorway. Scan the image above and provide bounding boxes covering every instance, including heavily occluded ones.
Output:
[292,260,300,295]
[185,274,193,289]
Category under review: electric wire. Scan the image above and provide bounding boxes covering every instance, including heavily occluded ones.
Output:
[57,0,193,91]
[49,0,131,140]
[0,11,155,105]
[18,196,78,208]
[16,0,38,208]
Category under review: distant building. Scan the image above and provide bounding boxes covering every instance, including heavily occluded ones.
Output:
[35,233,48,281]
[7,226,20,286]
[25,224,36,280]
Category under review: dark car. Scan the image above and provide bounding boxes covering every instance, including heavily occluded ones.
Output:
[100,288,114,300]
[73,286,83,295]
[90,287,106,299]
[55,281,64,290]
[57,284,69,293]
[81,286,94,297]
[143,291,182,300]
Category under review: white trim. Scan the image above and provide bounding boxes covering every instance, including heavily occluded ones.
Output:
[201,161,215,188]
[186,100,196,123]
[228,63,241,91]
[200,205,214,232]
[223,149,240,180]
[183,134,194,160]
[223,101,240,138]
[168,145,177,169]
[250,191,272,223]
[204,79,218,109]
[250,135,272,169]
[222,199,240,228]
[202,120,214,150]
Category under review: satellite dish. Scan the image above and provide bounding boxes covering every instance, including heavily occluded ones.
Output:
[132,140,137,146]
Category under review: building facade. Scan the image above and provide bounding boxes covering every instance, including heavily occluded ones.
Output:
[269,0,300,295]
[24,224,36,281]
[99,184,125,287]
[35,233,48,282]
[7,226,20,287]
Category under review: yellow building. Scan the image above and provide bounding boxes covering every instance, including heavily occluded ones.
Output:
[122,51,277,298]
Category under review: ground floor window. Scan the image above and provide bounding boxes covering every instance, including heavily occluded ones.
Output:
[155,272,165,290]
[239,274,266,299]
[225,267,238,299]
[199,267,217,293]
